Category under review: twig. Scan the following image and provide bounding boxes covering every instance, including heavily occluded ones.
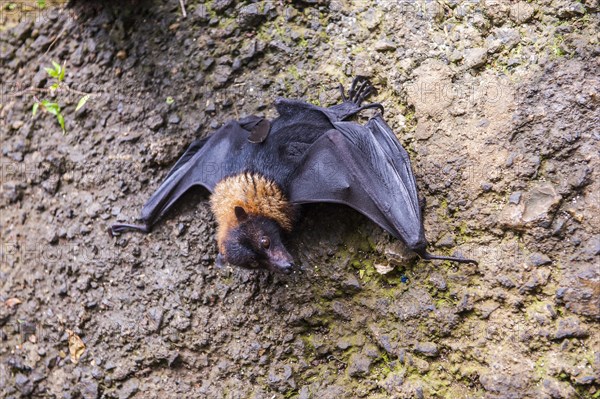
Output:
[179,0,187,18]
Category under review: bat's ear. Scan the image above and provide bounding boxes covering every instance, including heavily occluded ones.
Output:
[234,206,248,222]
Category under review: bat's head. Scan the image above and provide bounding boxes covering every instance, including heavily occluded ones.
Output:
[222,206,295,274]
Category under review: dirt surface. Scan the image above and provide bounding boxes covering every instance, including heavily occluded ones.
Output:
[1,0,599,398]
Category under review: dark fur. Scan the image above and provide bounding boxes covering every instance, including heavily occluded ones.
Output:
[111,77,478,269]
[224,212,294,274]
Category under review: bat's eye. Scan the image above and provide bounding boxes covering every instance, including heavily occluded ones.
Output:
[259,236,270,249]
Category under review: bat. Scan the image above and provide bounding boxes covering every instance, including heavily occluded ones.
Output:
[111,77,477,273]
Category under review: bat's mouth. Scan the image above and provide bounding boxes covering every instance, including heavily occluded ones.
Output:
[265,259,294,274]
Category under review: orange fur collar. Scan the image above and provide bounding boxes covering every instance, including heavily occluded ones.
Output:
[210,173,293,253]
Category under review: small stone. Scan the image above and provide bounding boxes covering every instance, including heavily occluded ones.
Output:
[528,253,552,266]
[15,373,33,395]
[237,3,266,28]
[32,69,47,88]
[509,191,522,204]
[464,47,488,69]
[47,230,59,245]
[558,1,586,18]
[71,46,85,66]
[378,371,405,393]
[414,342,438,357]
[347,353,371,377]
[374,263,395,275]
[205,99,216,113]
[500,183,562,230]
[118,378,139,399]
[86,203,102,218]
[175,223,186,237]
[481,182,493,192]
[212,0,234,12]
[116,50,127,60]
[212,65,232,87]
[575,375,596,385]
[449,50,463,62]
[10,121,25,130]
[509,2,535,24]
[436,233,455,248]
[201,57,214,71]
[31,34,51,51]
[146,114,164,131]
[81,379,99,399]
[553,317,589,340]
[341,275,361,292]
[374,39,396,52]
[167,114,181,125]
[13,20,33,41]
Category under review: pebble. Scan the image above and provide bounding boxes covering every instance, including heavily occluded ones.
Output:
[509,191,522,204]
[146,114,164,131]
[212,0,234,12]
[553,317,589,340]
[237,3,265,28]
[81,380,99,399]
[414,342,439,357]
[509,2,535,24]
[168,114,181,125]
[374,39,397,52]
[118,378,139,399]
[347,353,371,377]
[464,47,488,69]
[528,252,552,266]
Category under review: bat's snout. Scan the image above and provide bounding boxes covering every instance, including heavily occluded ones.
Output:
[266,248,295,274]
[270,258,294,274]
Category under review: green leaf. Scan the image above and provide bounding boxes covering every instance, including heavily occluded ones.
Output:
[52,61,61,71]
[76,95,90,112]
[45,67,58,78]
[359,269,365,279]
[50,82,59,90]
[59,64,65,81]
[32,102,39,117]
[57,113,66,133]
[37,0,45,9]
[166,96,175,105]
[41,100,60,116]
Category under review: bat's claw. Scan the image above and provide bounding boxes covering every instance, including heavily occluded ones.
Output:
[330,76,385,120]
[419,250,478,265]
[347,76,375,106]
[109,223,150,236]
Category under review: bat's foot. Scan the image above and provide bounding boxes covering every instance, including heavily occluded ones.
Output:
[332,77,385,120]
[339,76,374,105]
[109,223,150,236]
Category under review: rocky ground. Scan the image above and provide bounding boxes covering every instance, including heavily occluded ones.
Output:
[1,0,599,398]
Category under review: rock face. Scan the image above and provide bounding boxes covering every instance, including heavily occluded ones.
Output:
[499,183,562,230]
[0,1,598,399]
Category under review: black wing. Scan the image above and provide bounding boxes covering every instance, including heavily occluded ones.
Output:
[287,120,477,265]
[110,119,260,235]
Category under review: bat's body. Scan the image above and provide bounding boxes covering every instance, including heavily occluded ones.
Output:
[111,78,477,272]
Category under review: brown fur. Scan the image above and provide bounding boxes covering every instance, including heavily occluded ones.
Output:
[210,173,293,253]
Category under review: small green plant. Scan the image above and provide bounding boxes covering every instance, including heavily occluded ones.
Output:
[32,61,91,134]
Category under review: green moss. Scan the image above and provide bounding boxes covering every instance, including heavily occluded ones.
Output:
[287,65,301,80]
[551,34,567,57]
